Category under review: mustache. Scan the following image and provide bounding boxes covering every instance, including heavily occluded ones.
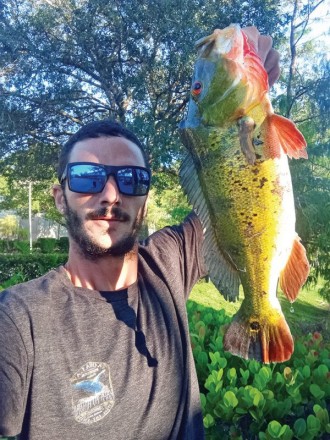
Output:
[86,206,131,222]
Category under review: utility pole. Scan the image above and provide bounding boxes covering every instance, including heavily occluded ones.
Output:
[28,181,32,251]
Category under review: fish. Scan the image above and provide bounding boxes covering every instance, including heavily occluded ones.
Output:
[179,24,310,363]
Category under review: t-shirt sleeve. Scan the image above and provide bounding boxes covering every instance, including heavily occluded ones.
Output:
[179,211,208,297]
[0,307,29,437]
[140,211,207,301]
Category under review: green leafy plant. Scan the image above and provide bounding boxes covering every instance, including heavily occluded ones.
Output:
[187,301,330,440]
[0,253,67,288]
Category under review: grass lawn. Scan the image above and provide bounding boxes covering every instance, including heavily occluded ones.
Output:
[188,278,330,342]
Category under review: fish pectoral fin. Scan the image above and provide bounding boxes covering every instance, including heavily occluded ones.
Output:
[238,116,256,165]
[180,153,240,301]
[280,235,310,302]
[263,114,308,159]
[223,306,294,363]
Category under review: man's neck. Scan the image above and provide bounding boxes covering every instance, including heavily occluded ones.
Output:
[64,244,139,291]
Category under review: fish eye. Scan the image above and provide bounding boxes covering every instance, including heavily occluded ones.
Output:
[191,81,203,96]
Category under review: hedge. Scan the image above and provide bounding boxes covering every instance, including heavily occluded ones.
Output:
[0,237,69,254]
[0,253,68,287]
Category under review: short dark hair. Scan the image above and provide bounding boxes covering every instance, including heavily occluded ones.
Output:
[57,119,149,182]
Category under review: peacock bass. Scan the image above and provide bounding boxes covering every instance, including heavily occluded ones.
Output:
[179,24,310,363]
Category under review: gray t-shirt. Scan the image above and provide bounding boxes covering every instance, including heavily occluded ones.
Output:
[0,213,206,440]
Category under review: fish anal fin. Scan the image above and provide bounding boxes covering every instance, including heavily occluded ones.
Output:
[223,306,294,363]
[263,114,307,159]
[280,235,310,302]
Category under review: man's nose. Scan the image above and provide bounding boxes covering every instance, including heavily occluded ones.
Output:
[99,176,121,204]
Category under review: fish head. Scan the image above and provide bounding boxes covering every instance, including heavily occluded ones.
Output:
[182,24,268,129]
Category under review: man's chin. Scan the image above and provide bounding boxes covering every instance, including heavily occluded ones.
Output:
[75,235,137,261]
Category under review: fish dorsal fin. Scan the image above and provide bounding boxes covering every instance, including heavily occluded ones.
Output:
[180,153,240,301]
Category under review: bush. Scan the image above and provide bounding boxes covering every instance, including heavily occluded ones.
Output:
[35,237,58,253]
[57,236,69,253]
[187,301,330,440]
[13,240,31,254]
[0,236,69,254]
[0,253,67,287]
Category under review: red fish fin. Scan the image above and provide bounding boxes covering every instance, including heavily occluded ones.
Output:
[280,235,310,302]
[263,114,308,159]
[223,304,293,363]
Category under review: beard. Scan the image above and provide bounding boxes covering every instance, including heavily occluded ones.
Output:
[63,194,145,260]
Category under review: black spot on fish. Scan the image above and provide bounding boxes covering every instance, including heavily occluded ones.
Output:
[256,153,262,159]
[259,177,268,188]
[250,322,260,331]
[253,213,258,217]
[253,178,258,182]
[240,212,244,216]
[239,164,246,169]
[252,168,259,175]
[242,187,248,191]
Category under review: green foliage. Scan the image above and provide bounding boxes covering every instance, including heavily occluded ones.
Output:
[0,236,69,254]
[187,301,330,439]
[0,215,19,239]
[272,1,330,302]
[0,253,67,287]
[0,0,284,216]
[35,237,58,253]
[146,172,191,230]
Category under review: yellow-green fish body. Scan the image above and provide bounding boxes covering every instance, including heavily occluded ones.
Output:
[180,24,309,363]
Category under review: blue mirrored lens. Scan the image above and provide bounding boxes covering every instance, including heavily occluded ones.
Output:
[117,168,150,195]
[69,164,106,193]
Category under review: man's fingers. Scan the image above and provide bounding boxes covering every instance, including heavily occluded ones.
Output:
[242,26,260,49]
[257,35,273,63]
[265,49,281,87]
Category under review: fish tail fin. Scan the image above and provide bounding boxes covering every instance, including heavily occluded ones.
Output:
[223,302,293,363]
[262,114,308,159]
[280,235,310,302]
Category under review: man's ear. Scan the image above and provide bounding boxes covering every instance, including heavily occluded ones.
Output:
[52,184,66,214]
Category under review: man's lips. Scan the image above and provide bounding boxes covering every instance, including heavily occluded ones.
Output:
[87,207,131,223]
[92,217,123,222]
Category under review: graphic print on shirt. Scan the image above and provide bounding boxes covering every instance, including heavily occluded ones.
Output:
[70,361,115,424]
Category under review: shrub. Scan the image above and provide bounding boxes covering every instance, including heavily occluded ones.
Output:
[13,240,31,254]
[0,253,67,287]
[35,237,58,253]
[57,236,69,253]
[187,301,330,440]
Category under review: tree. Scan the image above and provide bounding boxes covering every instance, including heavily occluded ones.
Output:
[0,0,284,171]
[273,0,330,300]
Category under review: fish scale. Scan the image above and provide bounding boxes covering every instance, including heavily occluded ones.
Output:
[179,24,310,363]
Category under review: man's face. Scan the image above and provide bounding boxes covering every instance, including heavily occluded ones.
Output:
[54,136,149,259]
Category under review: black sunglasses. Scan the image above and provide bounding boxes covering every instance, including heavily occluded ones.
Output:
[60,162,151,196]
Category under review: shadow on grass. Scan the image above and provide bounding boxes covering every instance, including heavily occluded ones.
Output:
[280,295,330,341]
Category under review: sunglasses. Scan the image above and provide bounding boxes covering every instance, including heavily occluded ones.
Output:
[60,162,151,196]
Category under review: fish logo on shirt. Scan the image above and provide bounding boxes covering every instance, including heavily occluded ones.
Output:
[70,362,115,425]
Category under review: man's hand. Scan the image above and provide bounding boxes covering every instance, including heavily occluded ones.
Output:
[243,26,280,88]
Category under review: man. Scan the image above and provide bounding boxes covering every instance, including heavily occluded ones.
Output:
[0,29,279,440]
